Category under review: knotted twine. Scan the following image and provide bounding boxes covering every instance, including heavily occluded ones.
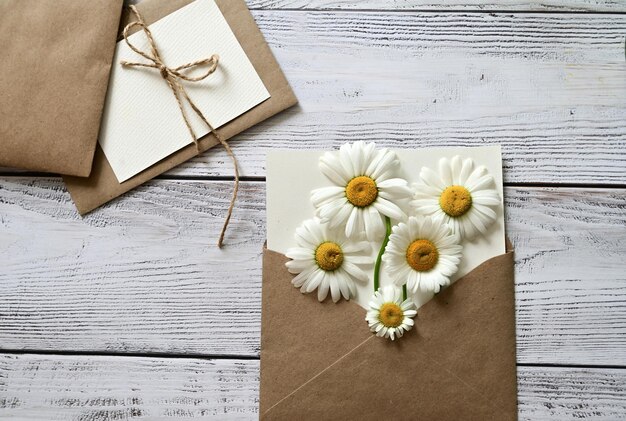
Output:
[121,5,239,248]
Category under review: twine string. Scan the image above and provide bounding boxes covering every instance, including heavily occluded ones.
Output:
[121,5,239,248]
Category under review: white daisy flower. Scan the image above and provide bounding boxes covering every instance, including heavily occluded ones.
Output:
[411,155,501,241]
[285,218,372,303]
[382,216,462,294]
[366,285,417,340]
[311,141,412,241]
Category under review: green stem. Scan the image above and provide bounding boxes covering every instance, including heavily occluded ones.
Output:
[402,284,407,301]
[373,216,392,292]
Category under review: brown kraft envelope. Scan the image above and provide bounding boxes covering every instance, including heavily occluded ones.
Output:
[260,243,517,420]
[63,0,297,214]
[0,0,123,177]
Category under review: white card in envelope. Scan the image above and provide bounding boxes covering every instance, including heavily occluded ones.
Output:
[99,0,270,182]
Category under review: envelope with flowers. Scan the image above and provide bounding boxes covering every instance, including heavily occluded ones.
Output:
[261,143,517,420]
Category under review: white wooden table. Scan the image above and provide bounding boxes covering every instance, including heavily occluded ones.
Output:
[1,0,626,419]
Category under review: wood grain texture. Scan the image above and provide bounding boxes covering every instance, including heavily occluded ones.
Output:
[156,11,626,185]
[0,354,259,420]
[518,366,626,420]
[0,178,624,365]
[1,353,626,420]
[1,12,625,184]
[246,0,626,12]
[0,178,265,357]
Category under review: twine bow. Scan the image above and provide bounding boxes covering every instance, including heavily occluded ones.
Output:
[121,5,239,248]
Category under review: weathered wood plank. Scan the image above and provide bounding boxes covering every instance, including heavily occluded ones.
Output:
[157,11,626,185]
[0,354,259,420]
[508,187,626,364]
[518,366,626,420]
[1,13,625,184]
[0,178,624,364]
[1,353,626,420]
[246,0,626,12]
[0,178,265,357]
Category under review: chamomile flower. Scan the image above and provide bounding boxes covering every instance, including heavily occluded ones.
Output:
[311,141,412,241]
[411,156,501,241]
[366,285,417,340]
[382,216,462,294]
[285,218,372,303]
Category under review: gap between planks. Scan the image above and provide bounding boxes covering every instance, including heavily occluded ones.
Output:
[1,178,625,365]
[0,172,625,191]
[2,348,626,372]
[245,8,626,14]
[1,353,626,420]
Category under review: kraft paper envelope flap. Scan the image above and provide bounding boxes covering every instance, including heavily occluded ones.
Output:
[63,0,297,214]
[260,243,517,420]
[0,0,123,177]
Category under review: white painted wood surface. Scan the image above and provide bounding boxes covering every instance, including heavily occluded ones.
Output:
[3,12,626,184]
[0,178,624,366]
[1,353,626,421]
[161,11,626,184]
[1,1,626,419]
[247,0,626,12]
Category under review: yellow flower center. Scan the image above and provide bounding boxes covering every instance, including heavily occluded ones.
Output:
[379,302,404,328]
[345,176,378,207]
[406,239,439,271]
[315,242,344,271]
[439,185,472,217]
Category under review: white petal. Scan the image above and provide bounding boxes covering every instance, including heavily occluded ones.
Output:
[304,269,324,293]
[458,157,474,185]
[285,259,315,273]
[317,272,330,302]
[435,234,460,248]
[304,219,325,244]
[467,174,495,192]
[344,207,359,238]
[467,209,488,235]
[286,247,314,261]
[342,240,371,254]
[339,143,356,178]
[291,265,318,287]
[327,202,353,229]
[342,262,369,283]
[349,142,364,177]
[378,178,407,189]
[326,151,353,179]
[472,190,501,206]
[338,274,352,300]
[344,254,372,265]
[370,150,398,180]
[408,271,420,293]
[329,274,341,303]
[438,157,453,186]
[413,183,443,197]
[367,206,385,240]
[360,142,377,175]
[450,155,463,185]
[420,167,446,190]
[311,186,345,206]
[348,278,357,297]
[473,203,497,221]
[464,166,487,189]
[319,159,349,186]
[420,215,433,238]
[362,207,375,241]
[460,216,478,240]
[373,197,405,220]
[437,258,459,276]
[407,218,419,240]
